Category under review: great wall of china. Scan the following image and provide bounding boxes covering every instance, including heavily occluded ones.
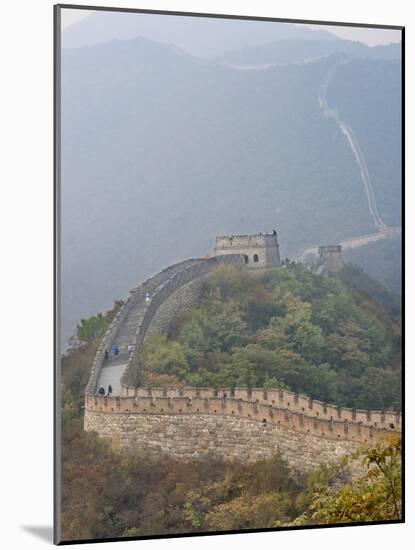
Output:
[84,233,400,476]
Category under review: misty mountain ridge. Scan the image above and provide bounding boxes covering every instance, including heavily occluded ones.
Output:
[214,39,400,67]
[60,32,401,348]
[62,11,339,55]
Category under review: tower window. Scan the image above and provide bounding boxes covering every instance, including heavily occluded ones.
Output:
[253,254,259,263]
[244,254,249,264]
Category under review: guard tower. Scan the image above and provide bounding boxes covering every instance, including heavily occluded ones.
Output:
[316,245,343,274]
[214,232,281,270]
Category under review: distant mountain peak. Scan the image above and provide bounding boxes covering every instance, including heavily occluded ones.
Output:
[62,9,339,57]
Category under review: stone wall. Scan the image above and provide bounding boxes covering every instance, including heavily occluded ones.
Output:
[120,387,401,431]
[84,297,131,395]
[84,391,398,476]
[119,255,241,390]
[84,405,362,478]
[85,393,398,443]
[317,245,344,274]
[145,276,208,338]
[85,259,207,394]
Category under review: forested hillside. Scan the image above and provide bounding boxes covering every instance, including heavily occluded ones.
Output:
[60,264,402,541]
[141,264,401,410]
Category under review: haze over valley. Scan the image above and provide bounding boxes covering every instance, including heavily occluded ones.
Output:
[60,13,401,348]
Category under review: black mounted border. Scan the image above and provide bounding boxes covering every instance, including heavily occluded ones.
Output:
[53,3,405,545]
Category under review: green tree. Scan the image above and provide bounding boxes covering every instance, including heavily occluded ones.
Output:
[140,263,401,411]
[206,492,292,531]
[77,313,107,341]
[142,335,190,379]
[310,436,402,523]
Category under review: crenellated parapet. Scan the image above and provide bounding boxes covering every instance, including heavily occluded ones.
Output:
[85,387,399,445]
[122,386,401,431]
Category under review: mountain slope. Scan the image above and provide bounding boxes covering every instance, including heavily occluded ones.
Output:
[343,235,402,295]
[326,58,402,226]
[60,37,400,346]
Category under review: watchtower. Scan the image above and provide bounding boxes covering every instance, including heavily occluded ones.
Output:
[317,245,343,273]
[214,232,281,270]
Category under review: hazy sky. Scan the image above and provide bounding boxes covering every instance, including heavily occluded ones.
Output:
[61,8,401,46]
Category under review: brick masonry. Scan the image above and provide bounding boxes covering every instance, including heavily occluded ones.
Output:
[84,409,362,478]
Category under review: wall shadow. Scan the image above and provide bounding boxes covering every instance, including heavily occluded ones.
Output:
[21,525,53,543]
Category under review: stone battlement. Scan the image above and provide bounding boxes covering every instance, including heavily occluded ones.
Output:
[85,390,399,446]
[121,386,400,430]
[215,232,278,247]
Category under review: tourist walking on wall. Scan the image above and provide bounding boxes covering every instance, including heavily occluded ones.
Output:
[113,344,120,356]
[104,349,109,360]
[108,384,113,396]
[98,385,105,396]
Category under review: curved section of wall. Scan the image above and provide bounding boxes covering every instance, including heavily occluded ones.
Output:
[85,259,203,394]
[84,393,397,476]
[120,387,401,431]
[85,411,362,477]
[119,255,241,390]
[85,393,398,444]
[145,276,208,338]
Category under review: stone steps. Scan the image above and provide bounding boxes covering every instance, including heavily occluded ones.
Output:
[95,259,204,394]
